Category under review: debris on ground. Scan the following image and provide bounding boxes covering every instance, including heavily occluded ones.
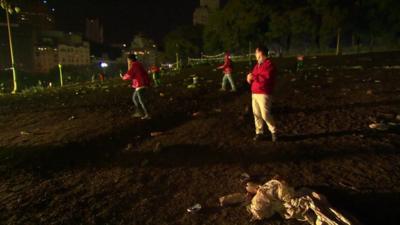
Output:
[192,112,204,117]
[187,204,202,213]
[150,132,164,137]
[20,131,32,136]
[219,193,248,207]
[369,122,399,131]
[369,123,390,131]
[153,142,162,153]
[124,143,133,151]
[219,178,358,225]
[68,116,76,121]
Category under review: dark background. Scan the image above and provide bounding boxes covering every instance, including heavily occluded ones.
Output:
[50,0,198,43]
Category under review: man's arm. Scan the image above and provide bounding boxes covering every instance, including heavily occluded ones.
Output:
[247,64,258,84]
[217,62,226,70]
[122,67,136,81]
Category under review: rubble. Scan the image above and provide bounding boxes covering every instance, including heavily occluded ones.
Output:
[187,203,202,213]
[219,179,357,225]
[150,132,164,137]
[369,123,390,131]
[20,131,32,136]
[219,193,248,207]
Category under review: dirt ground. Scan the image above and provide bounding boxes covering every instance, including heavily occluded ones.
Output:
[1,52,400,225]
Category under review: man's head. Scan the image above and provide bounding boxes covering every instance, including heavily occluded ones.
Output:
[255,45,269,62]
[127,54,137,64]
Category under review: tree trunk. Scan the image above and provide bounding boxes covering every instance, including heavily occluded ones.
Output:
[315,34,320,53]
[286,34,291,53]
[369,34,374,52]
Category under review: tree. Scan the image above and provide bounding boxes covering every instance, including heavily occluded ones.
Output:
[308,0,353,54]
[164,26,203,61]
[203,0,270,53]
[130,34,156,50]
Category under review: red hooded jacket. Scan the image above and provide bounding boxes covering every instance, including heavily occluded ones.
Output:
[123,61,150,89]
[251,59,276,95]
[218,54,233,74]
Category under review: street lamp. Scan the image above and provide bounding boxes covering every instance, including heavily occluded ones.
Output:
[1,0,20,94]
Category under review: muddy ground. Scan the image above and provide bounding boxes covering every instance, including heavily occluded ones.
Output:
[1,52,400,225]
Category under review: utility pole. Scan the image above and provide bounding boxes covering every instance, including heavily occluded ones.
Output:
[58,64,64,87]
[1,0,20,93]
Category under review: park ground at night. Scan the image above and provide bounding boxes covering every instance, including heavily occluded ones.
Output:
[1,52,400,225]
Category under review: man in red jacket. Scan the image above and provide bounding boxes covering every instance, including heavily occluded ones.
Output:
[121,54,151,120]
[247,46,277,142]
[217,52,236,91]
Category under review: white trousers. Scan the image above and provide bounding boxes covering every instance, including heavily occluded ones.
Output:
[252,94,277,135]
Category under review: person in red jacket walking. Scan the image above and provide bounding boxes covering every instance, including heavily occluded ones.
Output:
[150,64,161,87]
[120,54,151,120]
[217,52,236,92]
[247,46,278,142]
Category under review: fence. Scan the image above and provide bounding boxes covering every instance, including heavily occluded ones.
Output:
[188,53,255,66]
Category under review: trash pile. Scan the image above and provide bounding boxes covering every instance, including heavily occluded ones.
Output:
[369,112,400,131]
[186,74,200,89]
[215,176,359,225]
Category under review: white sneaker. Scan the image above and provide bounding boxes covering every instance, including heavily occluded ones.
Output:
[141,115,151,120]
[132,112,143,118]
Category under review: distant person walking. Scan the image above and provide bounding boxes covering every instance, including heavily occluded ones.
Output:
[150,64,161,87]
[247,46,278,142]
[217,52,236,92]
[296,55,304,72]
[120,54,151,120]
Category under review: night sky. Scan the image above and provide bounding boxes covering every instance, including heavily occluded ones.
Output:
[49,0,198,44]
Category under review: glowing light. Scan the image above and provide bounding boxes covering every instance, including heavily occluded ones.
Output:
[100,62,108,68]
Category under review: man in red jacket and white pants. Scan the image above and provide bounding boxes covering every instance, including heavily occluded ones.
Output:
[217,52,236,92]
[247,46,278,142]
[121,54,151,120]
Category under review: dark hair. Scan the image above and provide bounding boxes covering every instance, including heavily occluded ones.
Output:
[256,45,269,56]
[127,54,137,61]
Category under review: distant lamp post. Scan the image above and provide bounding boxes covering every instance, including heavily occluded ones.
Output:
[1,0,20,94]
[175,43,180,70]
[58,64,64,87]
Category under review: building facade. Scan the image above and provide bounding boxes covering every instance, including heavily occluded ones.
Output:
[85,18,104,44]
[34,32,90,73]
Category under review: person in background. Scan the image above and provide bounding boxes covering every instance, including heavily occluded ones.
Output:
[150,64,161,87]
[120,54,151,120]
[296,55,304,72]
[217,52,236,92]
[247,46,278,142]
[98,72,105,82]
